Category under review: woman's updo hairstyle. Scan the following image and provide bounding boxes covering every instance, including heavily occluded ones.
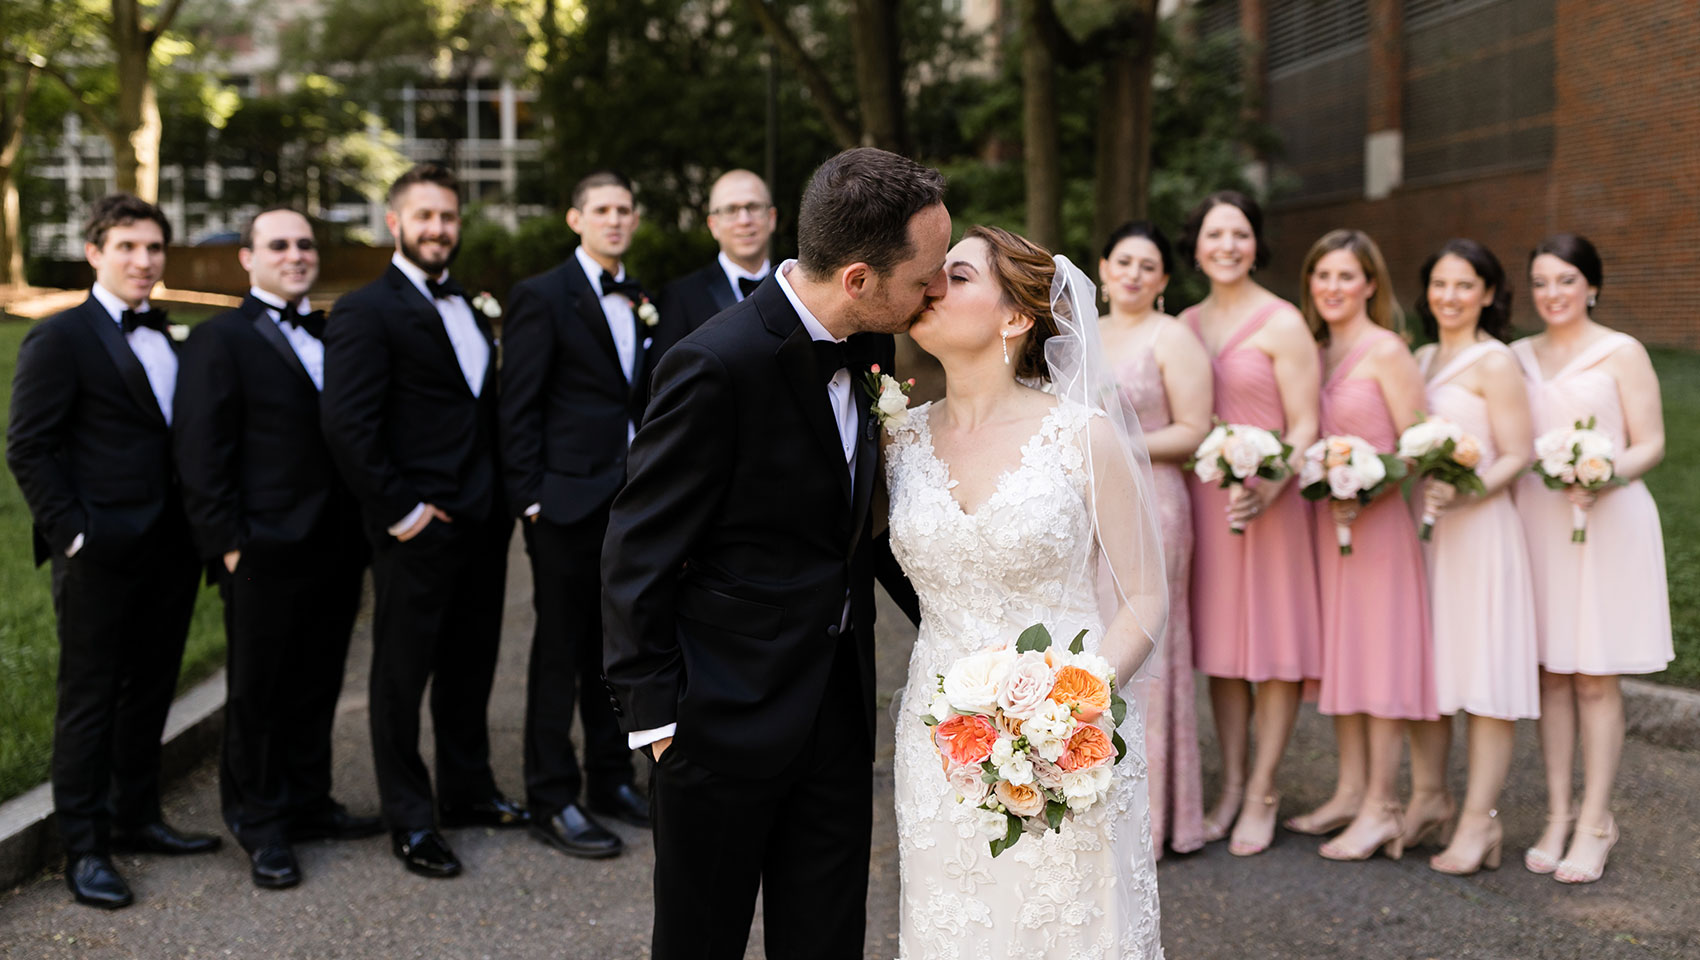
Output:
[1177,189,1271,272]
[966,224,1059,382]
[1415,238,1513,342]
[1530,233,1604,303]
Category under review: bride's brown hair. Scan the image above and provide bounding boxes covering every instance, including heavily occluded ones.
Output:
[965,225,1057,381]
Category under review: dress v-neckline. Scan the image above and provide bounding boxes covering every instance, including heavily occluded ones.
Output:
[1517,332,1630,382]
[1423,339,1500,388]
[1325,328,1395,388]
[1189,302,1281,360]
[920,402,1065,519]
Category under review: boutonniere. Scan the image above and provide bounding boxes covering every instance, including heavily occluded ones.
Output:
[637,296,659,328]
[860,364,915,433]
[167,324,190,342]
[471,292,502,319]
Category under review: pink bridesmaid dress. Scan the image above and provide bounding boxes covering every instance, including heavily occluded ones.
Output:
[1314,330,1436,720]
[1114,317,1206,857]
[1511,334,1673,674]
[1420,341,1540,720]
[1184,302,1322,683]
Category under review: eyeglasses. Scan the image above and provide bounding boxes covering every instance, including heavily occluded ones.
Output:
[709,202,771,220]
[264,238,317,252]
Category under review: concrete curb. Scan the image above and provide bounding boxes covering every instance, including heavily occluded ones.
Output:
[1623,677,1700,752]
[0,669,227,891]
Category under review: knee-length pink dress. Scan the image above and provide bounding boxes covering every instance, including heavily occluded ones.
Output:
[1314,330,1436,720]
[1511,333,1673,675]
[1420,341,1540,720]
[1114,317,1206,857]
[1184,302,1322,683]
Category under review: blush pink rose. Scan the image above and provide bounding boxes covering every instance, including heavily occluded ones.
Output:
[996,651,1056,719]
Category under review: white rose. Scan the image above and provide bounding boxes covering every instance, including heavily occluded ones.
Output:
[998,754,1035,787]
[1090,762,1115,793]
[1194,425,1226,461]
[1534,429,1571,462]
[1247,426,1285,459]
[1223,435,1262,480]
[996,651,1055,719]
[638,302,660,327]
[1068,651,1115,686]
[989,737,1015,767]
[1022,700,1075,762]
[1060,772,1101,811]
[1397,421,1439,458]
[1350,448,1386,488]
[1326,464,1362,500]
[973,807,1011,842]
[878,388,909,423]
[927,692,953,722]
[1193,457,1225,485]
[1538,452,1572,479]
[167,323,190,342]
[942,649,1015,715]
[1571,429,1614,460]
[947,763,991,805]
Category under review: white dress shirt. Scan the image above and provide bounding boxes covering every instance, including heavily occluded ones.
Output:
[386,252,491,536]
[575,245,639,383]
[250,287,324,391]
[628,258,853,751]
[718,252,771,304]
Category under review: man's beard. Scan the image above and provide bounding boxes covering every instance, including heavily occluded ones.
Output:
[400,232,459,275]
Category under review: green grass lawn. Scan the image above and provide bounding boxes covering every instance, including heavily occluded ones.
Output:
[1645,348,1699,687]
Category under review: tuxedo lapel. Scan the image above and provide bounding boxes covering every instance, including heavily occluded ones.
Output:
[386,266,472,397]
[566,261,627,383]
[846,337,879,550]
[765,292,852,505]
[77,299,166,427]
[707,270,736,314]
[244,296,316,391]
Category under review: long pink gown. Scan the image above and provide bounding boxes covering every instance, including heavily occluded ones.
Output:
[1184,302,1322,683]
[1313,330,1436,720]
[1511,333,1673,675]
[1114,317,1206,857]
[1420,341,1540,720]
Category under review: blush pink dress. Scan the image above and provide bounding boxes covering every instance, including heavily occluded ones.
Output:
[1113,317,1206,858]
[1420,341,1540,720]
[1184,302,1322,683]
[1511,333,1673,675]
[1313,330,1437,720]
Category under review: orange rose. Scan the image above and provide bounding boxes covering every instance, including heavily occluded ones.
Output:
[934,714,1000,767]
[1453,435,1482,470]
[993,780,1047,818]
[1047,666,1110,722]
[994,709,1025,739]
[1058,723,1116,772]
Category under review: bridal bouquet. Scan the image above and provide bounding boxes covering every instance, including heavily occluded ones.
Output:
[1397,415,1486,540]
[1532,417,1617,543]
[1300,435,1407,555]
[1186,422,1293,533]
[918,624,1127,857]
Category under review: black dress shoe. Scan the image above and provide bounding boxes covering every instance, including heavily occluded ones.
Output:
[438,793,530,829]
[249,843,301,889]
[588,783,651,829]
[391,829,462,878]
[529,804,623,859]
[111,821,223,856]
[66,854,133,909]
[291,803,384,842]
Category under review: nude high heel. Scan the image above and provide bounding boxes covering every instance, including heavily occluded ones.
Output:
[1524,814,1574,875]
[1228,794,1280,857]
[1554,817,1618,884]
[1429,810,1501,876]
[1319,803,1405,862]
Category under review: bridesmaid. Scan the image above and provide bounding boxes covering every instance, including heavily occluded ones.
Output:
[1405,240,1539,875]
[1178,191,1322,857]
[1098,221,1214,858]
[1513,234,1671,884]
[1289,229,1434,861]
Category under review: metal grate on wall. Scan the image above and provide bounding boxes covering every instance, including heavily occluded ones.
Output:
[1268,0,1370,76]
[1264,0,1369,203]
[1196,0,1241,39]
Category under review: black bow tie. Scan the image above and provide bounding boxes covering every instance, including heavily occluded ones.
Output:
[120,308,169,335]
[600,274,646,303]
[425,276,465,301]
[737,275,763,298]
[285,308,327,339]
[812,339,848,384]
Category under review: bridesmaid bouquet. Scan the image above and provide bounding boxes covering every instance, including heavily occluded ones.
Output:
[1300,435,1408,555]
[1186,422,1293,533]
[1532,417,1617,543]
[917,623,1127,857]
[1397,415,1486,540]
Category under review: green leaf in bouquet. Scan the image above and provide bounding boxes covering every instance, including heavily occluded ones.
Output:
[1016,623,1053,654]
[1068,629,1088,655]
[1111,690,1127,727]
[989,814,1023,858]
[1045,800,1067,833]
[981,759,1000,783]
[1113,729,1128,762]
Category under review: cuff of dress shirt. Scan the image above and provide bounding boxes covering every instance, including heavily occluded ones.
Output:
[628,724,676,750]
[65,533,84,558]
[524,502,541,517]
[388,502,427,537]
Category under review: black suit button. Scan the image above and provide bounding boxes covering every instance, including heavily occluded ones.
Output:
[825,624,840,638]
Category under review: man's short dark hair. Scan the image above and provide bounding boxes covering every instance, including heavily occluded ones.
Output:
[240,206,310,249]
[571,170,634,211]
[84,193,172,249]
[796,148,946,279]
[387,163,459,208]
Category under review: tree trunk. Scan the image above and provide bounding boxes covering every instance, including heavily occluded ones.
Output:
[849,0,906,153]
[108,0,176,201]
[1092,3,1157,245]
[0,63,39,287]
[1021,0,1061,251]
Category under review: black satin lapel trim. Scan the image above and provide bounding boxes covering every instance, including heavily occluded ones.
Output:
[567,264,626,383]
[776,325,852,503]
[848,338,879,549]
[708,271,736,313]
[80,301,166,426]
[249,311,317,390]
[389,269,471,397]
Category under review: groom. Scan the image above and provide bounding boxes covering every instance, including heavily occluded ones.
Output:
[602,147,942,960]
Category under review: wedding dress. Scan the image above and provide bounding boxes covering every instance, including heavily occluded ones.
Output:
[886,397,1164,960]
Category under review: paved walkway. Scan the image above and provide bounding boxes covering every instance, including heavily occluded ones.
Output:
[2,532,1697,958]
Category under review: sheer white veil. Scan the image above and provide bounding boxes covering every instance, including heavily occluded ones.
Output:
[1046,255,1168,687]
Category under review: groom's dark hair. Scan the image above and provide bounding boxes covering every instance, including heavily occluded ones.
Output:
[797,148,945,280]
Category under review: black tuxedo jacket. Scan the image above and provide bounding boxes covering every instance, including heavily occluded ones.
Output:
[6,296,185,567]
[654,261,740,357]
[602,279,913,778]
[320,265,504,535]
[173,295,367,573]
[498,257,650,524]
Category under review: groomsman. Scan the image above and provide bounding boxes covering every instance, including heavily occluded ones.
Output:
[321,164,522,880]
[173,208,380,890]
[498,171,650,860]
[655,168,777,352]
[6,194,218,909]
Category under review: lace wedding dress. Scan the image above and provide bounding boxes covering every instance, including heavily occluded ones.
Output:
[887,399,1164,960]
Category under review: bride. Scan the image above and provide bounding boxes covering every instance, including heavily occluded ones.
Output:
[886,226,1168,959]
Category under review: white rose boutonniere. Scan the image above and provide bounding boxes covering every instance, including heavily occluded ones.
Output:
[471,292,502,319]
[637,297,660,328]
[859,364,915,434]
[167,323,190,342]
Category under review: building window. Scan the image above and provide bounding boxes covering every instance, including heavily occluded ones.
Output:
[1265,0,1368,204]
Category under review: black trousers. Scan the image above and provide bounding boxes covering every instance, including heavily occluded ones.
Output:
[520,510,632,816]
[49,531,200,857]
[649,633,871,960]
[367,513,510,831]
[217,557,364,849]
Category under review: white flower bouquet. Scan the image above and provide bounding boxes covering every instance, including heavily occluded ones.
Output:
[1397,414,1486,540]
[1300,435,1408,555]
[1532,416,1617,543]
[1184,422,1293,533]
[918,623,1127,857]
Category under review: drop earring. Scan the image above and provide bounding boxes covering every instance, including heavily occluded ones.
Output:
[1101,288,1110,305]
[1157,295,1166,314]
[1588,294,1597,308]
[1001,331,1011,366]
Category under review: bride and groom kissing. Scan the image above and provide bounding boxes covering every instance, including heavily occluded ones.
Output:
[602,147,1166,959]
